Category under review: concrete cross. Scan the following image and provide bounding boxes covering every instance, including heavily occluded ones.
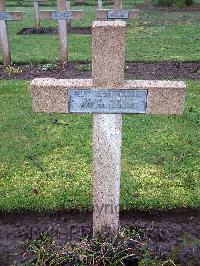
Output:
[32,0,47,29]
[114,0,122,10]
[97,0,139,20]
[31,21,186,238]
[40,0,83,64]
[0,0,23,65]
[66,0,71,31]
[97,0,103,10]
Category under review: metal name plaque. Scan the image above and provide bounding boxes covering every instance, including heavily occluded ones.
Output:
[69,89,148,114]
[51,11,73,20]
[0,12,12,21]
[107,10,129,19]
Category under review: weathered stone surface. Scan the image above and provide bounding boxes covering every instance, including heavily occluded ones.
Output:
[92,21,126,88]
[97,0,103,9]
[31,78,91,113]
[92,21,125,237]
[0,20,10,65]
[33,1,40,29]
[124,80,186,115]
[31,79,186,115]
[93,114,122,237]
[114,0,122,10]
[30,19,186,240]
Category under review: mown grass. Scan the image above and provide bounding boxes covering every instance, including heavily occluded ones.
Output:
[1,4,200,63]
[0,3,199,212]
[0,79,199,211]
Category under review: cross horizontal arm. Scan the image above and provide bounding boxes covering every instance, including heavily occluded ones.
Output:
[31,78,186,115]
[97,9,139,20]
[0,11,23,21]
[40,10,83,20]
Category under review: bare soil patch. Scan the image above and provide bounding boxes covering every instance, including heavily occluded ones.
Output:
[18,27,92,35]
[0,209,199,265]
[0,61,199,80]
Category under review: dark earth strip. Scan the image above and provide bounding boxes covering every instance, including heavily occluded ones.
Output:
[18,27,92,35]
[0,209,199,265]
[0,61,199,80]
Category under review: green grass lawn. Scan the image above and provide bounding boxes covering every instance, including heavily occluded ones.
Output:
[1,5,200,63]
[0,3,199,212]
[0,80,199,211]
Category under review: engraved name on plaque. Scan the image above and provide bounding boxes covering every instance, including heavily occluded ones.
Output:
[51,11,73,20]
[107,10,129,19]
[69,89,148,114]
[0,12,12,21]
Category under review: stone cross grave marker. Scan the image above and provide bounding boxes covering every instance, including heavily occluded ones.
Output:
[31,21,186,238]
[40,0,83,64]
[32,0,47,29]
[66,0,71,32]
[0,0,23,65]
[97,0,139,20]
[97,0,103,10]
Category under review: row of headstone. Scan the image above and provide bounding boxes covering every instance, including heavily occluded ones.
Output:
[34,0,130,30]
[0,0,139,65]
[39,0,139,64]
[32,0,69,30]
[40,0,83,65]
[20,0,77,30]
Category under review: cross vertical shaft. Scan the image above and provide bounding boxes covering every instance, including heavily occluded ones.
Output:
[57,0,68,64]
[92,21,126,237]
[114,0,122,10]
[33,1,40,29]
[40,3,83,65]
[0,1,5,10]
[66,0,71,31]
[97,0,103,9]
[0,0,10,65]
